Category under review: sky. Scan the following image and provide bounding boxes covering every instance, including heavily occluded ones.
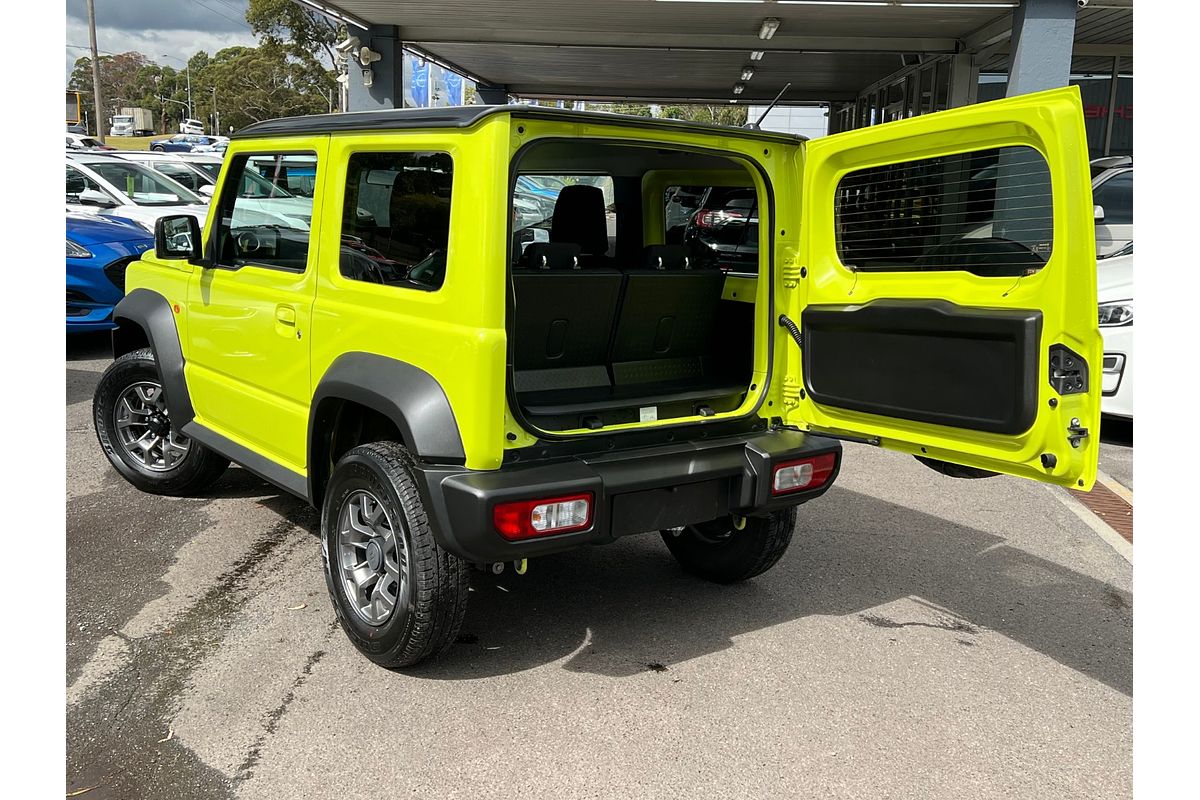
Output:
[65,0,258,81]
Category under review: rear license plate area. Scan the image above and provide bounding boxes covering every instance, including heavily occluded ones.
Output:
[610,479,730,536]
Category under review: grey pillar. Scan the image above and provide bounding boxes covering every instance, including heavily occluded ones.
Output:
[1005,0,1078,97]
[347,25,405,111]
[474,84,510,105]
[947,54,979,108]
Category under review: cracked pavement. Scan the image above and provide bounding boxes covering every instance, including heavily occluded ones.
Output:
[66,333,1132,799]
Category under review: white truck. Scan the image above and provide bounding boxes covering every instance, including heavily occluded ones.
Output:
[110,107,154,137]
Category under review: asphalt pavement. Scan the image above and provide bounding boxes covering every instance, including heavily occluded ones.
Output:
[67,332,1132,800]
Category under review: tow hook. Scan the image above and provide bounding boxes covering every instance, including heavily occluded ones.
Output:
[513,559,528,575]
[731,514,747,531]
[1067,418,1089,448]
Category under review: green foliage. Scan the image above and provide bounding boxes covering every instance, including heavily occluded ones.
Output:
[659,104,749,127]
[246,0,345,70]
[203,44,335,130]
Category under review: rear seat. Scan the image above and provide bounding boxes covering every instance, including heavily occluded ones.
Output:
[511,242,623,394]
[608,245,727,386]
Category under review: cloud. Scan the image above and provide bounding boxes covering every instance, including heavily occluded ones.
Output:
[65,2,258,80]
[66,0,251,35]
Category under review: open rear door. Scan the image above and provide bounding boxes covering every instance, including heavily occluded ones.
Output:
[782,87,1101,489]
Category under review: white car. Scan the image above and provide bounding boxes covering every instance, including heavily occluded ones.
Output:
[179,118,205,135]
[1097,244,1132,419]
[66,153,208,231]
[108,151,215,197]
[1091,156,1132,257]
[66,133,110,151]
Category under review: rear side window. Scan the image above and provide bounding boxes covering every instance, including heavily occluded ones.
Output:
[1093,171,1132,225]
[834,145,1053,276]
[683,185,760,274]
[340,151,454,291]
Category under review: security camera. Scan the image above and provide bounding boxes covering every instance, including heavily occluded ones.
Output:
[357,46,382,68]
[1077,0,1088,7]
[335,36,361,55]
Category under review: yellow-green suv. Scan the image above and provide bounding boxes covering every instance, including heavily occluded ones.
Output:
[93,88,1101,668]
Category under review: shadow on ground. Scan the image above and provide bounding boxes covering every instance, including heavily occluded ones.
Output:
[371,486,1134,693]
[1101,415,1133,447]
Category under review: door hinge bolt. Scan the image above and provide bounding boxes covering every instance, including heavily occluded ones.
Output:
[1067,418,1089,448]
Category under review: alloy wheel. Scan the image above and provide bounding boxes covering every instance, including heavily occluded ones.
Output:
[336,490,408,626]
[113,381,190,472]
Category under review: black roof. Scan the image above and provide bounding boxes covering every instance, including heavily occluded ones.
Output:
[233,104,804,144]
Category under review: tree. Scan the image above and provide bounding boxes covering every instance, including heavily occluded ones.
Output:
[659,104,749,127]
[201,44,335,130]
[246,0,345,70]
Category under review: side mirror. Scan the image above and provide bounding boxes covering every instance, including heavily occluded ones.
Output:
[199,184,216,199]
[66,173,86,194]
[155,215,203,262]
[1094,204,1105,222]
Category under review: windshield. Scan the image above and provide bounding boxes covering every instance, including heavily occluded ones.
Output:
[81,160,203,205]
[193,161,222,180]
[114,116,132,123]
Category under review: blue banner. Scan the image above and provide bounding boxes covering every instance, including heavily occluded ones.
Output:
[410,55,429,107]
[445,71,463,106]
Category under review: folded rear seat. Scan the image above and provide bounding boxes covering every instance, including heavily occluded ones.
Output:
[511,242,623,395]
[608,245,728,388]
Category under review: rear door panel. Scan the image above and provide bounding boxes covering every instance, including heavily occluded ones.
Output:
[783,87,1101,488]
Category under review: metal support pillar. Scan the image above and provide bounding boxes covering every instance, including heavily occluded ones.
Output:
[1102,56,1121,156]
[474,84,510,105]
[947,54,979,108]
[347,25,405,111]
[1005,0,1078,97]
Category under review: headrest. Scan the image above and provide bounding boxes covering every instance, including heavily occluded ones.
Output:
[642,244,693,271]
[550,185,609,255]
[519,242,583,270]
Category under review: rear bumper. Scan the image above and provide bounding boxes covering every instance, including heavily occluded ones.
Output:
[413,428,841,563]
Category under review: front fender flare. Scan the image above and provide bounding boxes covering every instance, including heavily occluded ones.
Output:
[111,288,194,426]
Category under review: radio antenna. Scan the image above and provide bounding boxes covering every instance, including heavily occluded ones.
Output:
[745,82,792,130]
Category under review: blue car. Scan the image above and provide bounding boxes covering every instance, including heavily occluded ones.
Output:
[149,134,214,153]
[67,214,154,333]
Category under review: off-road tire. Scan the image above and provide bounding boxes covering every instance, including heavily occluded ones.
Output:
[321,441,470,669]
[93,347,229,495]
[661,508,797,584]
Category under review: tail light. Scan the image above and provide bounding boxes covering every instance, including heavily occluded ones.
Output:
[772,453,837,495]
[694,208,746,229]
[493,493,594,540]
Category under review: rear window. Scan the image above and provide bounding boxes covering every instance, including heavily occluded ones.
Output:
[834,145,1053,276]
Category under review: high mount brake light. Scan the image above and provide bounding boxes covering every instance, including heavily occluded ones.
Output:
[493,493,594,540]
[771,453,837,495]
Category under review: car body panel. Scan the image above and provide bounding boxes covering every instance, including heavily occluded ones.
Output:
[122,92,1100,490]
[1097,252,1133,418]
[67,214,153,332]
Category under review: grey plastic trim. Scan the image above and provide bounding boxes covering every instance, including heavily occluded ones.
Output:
[181,421,309,501]
[111,288,194,426]
[310,351,466,477]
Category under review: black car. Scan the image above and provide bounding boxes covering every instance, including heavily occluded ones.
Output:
[682,186,759,273]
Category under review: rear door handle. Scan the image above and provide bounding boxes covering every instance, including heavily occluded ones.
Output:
[275,305,296,326]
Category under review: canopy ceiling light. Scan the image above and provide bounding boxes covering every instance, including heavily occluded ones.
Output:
[750,51,765,61]
[758,18,781,40]
[741,67,755,81]
[733,83,746,95]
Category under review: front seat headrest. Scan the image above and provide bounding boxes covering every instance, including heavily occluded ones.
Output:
[550,185,609,255]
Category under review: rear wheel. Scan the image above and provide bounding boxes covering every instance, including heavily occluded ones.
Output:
[93,348,229,495]
[321,441,470,669]
[660,508,797,583]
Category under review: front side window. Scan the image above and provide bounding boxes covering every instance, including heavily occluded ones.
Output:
[214,153,316,272]
[83,160,203,206]
[834,145,1053,276]
[340,151,453,291]
[1093,170,1132,225]
[66,165,118,207]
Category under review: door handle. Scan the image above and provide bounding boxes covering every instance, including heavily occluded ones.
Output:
[275,305,296,326]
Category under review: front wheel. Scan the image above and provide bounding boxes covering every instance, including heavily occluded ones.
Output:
[93,348,229,495]
[321,442,470,669]
[660,508,797,584]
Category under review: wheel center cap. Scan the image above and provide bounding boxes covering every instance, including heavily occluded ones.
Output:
[365,539,384,572]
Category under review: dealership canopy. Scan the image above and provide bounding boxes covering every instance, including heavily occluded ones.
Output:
[300,0,1132,104]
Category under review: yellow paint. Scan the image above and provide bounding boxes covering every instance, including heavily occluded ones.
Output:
[124,87,1099,490]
